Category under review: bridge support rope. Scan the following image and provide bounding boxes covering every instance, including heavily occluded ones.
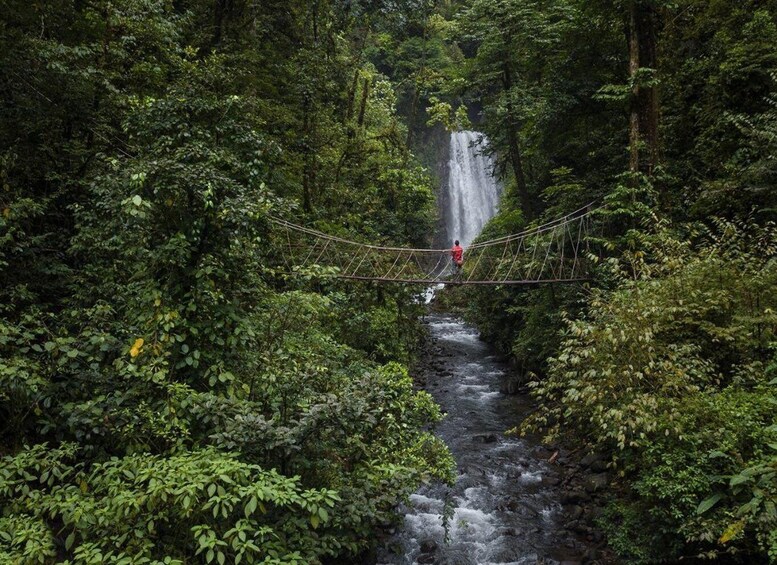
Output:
[268,204,599,285]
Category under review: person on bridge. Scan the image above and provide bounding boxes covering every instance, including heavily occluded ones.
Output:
[451,240,464,276]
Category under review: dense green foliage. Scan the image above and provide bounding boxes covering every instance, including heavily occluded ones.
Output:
[0,1,454,563]
[422,0,777,562]
[3,0,777,563]
[525,221,777,561]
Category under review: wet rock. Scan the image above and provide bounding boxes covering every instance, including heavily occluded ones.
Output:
[587,505,604,521]
[475,433,498,444]
[578,451,610,473]
[541,475,561,487]
[385,541,404,555]
[417,553,435,564]
[533,445,554,457]
[419,539,438,554]
[486,546,525,563]
[574,523,592,535]
[590,459,609,473]
[584,473,609,493]
[432,548,473,565]
[561,490,590,504]
[566,505,584,520]
[499,375,523,395]
[579,451,604,469]
[564,538,580,549]
[499,497,521,512]
[556,454,573,467]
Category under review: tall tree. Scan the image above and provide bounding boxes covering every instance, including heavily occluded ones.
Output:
[627,0,661,174]
[457,0,576,219]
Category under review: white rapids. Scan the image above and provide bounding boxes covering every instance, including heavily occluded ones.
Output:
[375,316,589,565]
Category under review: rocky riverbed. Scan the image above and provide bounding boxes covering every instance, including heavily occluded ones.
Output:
[375,314,615,565]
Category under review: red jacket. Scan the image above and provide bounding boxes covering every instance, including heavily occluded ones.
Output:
[451,245,463,265]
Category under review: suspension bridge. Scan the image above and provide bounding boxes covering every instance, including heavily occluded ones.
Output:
[268,204,598,286]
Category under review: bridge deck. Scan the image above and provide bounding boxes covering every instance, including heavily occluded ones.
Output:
[334,276,589,285]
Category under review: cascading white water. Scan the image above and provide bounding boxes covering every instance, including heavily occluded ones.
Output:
[445,131,501,248]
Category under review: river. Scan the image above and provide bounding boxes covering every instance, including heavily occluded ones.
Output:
[375,314,591,565]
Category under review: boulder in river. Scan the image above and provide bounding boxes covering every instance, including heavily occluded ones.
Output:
[419,539,438,554]
[561,490,591,504]
[566,505,584,520]
[499,375,523,395]
[579,451,606,470]
[585,473,609,493]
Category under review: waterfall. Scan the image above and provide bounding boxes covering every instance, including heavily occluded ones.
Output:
[444,131,501,248]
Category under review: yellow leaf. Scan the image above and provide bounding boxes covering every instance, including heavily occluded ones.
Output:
[80,480,88,493]
[130,338,145,358]
[2,207,9,218]
[719,519,745,544]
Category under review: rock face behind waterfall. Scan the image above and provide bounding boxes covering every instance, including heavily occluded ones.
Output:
[443,131,501,248]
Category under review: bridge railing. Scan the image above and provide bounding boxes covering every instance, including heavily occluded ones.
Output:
[267,204,597,285]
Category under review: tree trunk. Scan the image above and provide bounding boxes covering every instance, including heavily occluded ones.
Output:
[214,0,230,46]
[639,4,660,171]
[357,76,370,129]
[628,1,660,175]
[502,60,532,218]
[406,85,419,146]
[346,69,359,123]
[628,5,641,174]
[302,96,314,212]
